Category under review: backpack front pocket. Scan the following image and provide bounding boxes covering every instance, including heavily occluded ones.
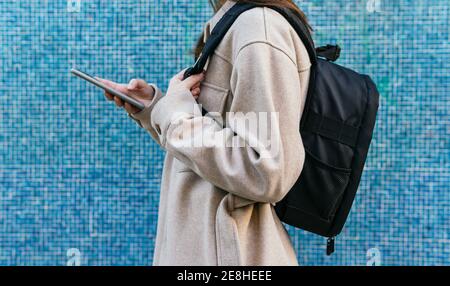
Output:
[286,151,351,221]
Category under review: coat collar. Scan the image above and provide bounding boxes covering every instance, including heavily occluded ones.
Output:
[203,1,236,42]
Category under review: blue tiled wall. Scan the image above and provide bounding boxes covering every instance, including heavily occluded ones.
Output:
[0,0,448,266]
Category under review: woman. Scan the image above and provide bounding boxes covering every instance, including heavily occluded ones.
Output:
[100,0,311,266]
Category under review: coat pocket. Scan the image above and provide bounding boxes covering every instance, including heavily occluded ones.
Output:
[174,158,192,173]
[197,81,229,117]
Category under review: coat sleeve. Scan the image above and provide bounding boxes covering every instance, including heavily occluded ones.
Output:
[129,84,165,148]
[150,42,308,203]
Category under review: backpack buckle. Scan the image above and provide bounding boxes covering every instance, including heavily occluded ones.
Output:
[316,45,341,62]
[326,237,336,256]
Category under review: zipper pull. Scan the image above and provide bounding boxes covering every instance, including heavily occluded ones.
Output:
[326,237,335,256]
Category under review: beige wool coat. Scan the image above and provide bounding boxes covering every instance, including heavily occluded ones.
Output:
[131,1,311,266]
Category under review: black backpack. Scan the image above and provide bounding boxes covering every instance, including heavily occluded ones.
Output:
[184,3,379,255]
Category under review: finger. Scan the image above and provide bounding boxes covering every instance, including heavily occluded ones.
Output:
[124,102,140,115]
[183,73,205,89]
[97,77,118,87]
[104,92,114,101]
[114,96,124,107]
[192,87,201,96]
[176,69,189,80]
[97,78,128,93]
[127,79,148,90]
[170,74,181,85]
[191,82,201,90]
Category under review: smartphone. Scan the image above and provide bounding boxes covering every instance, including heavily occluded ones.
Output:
[70,68,145,111]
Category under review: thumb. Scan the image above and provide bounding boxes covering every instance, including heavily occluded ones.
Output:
[128,79,147,90]
[183,73,205,89]
[97,78,128,93]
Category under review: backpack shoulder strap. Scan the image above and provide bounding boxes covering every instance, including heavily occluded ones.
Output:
[184,3,317,79]
[184,3,257,79]
[269,6,317,65]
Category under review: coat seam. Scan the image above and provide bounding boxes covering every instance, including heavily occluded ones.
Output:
[212,50,233,66]
[215,210,223,265]
[228,196,242,265]
[263,7,268,40]
[235,41,300,72]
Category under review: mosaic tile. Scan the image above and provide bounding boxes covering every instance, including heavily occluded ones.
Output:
[0,0,448,265]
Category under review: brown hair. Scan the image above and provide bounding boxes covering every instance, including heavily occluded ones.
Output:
[194,0,311,58]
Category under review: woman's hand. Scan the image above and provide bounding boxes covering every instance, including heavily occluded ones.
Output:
[166,70,205,100]
[98,78,155,114]
[98,70,204,114]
